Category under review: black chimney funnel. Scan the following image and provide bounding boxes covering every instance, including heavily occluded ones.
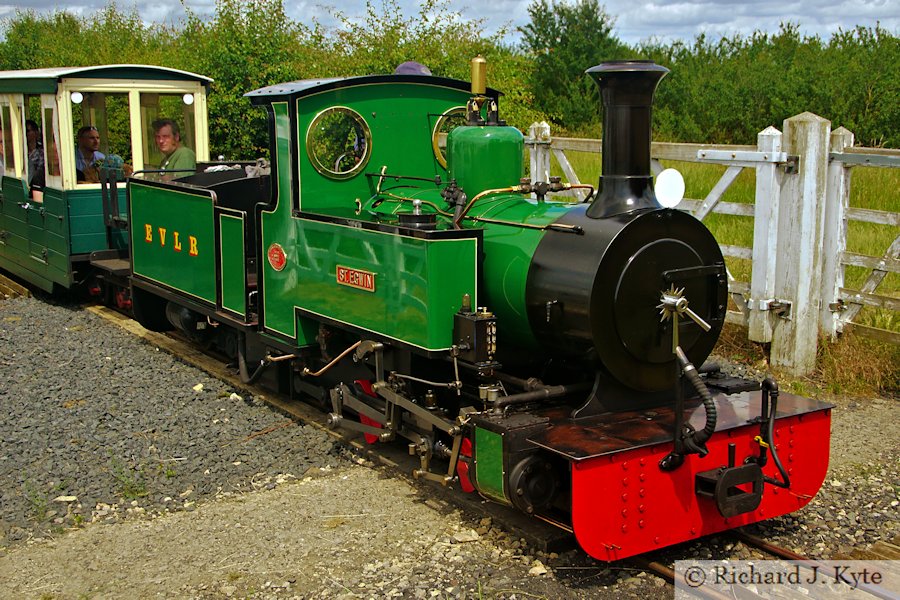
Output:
[585,61,669,219]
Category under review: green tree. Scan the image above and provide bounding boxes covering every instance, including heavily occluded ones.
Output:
[485,47,549,131]
[0,11,85,69]
[175,0,322,158]
[818,26,900,147]
[0,6,171,70]
[640,24,899,146]
[519,0,629,132]
[330,0,496,79]
[2,2,895,149]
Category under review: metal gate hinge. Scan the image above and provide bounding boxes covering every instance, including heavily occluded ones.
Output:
[768,300,791,318]
[782,155,799,174]
[748,298,792,318]
[829,299,847,312]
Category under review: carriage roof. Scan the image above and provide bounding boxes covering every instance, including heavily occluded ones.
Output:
[0,65,213,93]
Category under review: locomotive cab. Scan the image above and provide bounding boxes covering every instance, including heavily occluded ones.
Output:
[243,74,506,352]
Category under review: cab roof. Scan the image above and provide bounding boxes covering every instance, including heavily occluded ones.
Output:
[244,73,500,105]
[0,65,213,94]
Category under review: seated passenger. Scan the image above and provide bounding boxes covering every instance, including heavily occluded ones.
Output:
[75,125,105,183]
[153,119,196,178]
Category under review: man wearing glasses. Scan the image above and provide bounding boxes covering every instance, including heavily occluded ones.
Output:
[75,125,105,183]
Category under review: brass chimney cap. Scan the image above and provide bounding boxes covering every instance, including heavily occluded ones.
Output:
[471,56,486,95]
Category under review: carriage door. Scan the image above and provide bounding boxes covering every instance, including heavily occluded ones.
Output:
[21,96,55,268]
[67,90,134,252]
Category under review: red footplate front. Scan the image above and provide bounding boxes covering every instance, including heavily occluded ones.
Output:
[569,407,831,561]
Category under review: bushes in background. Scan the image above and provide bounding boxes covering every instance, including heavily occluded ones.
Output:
[1,1,896,156]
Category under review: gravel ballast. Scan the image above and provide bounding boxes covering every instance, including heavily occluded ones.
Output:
[0,295,896,599]
[0,296,348,544]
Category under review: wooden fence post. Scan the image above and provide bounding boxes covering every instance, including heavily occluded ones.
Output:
[821,127,854,337]
[528,121,551,185]
[770,113,831,375]
[748,126,783,343]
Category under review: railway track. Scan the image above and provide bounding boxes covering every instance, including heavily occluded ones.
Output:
[632,531,812,586]
[0,272,30,300]
[636,530,898,599]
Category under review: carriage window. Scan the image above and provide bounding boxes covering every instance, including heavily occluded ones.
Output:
[306,107,371,180]
[140,93,196,171]
[0,104,11,177]
[0,104,16,175]
[43,107,61,179]
[432,106,466,169]
[71,92,132,183]
[23,95,43,188]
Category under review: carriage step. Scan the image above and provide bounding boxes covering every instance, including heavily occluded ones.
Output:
[90,258,131,277]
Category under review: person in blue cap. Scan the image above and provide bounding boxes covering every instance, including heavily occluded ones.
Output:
[394,61,432,75]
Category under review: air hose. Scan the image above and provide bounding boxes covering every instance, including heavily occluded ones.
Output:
[675,346,717,456]
[760,377,791,488]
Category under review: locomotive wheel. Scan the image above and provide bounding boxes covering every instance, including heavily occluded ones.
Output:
[508,455,559,514]
[131,286,173,332]
[355,379,382,444]
[456,438,475,493]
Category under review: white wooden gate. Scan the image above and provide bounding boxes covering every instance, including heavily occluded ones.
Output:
[525,114,900,375]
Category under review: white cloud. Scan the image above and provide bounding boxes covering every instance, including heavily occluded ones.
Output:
[3,0,898,45]
[608,0,899,44]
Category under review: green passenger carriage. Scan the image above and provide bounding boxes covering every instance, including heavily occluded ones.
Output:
[0,65,210,293]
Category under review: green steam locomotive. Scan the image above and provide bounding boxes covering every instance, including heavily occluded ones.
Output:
[0,59,831,561]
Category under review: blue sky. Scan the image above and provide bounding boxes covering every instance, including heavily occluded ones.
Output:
[1,0,897,45]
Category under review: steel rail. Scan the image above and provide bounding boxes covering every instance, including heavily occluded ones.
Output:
[630,556,736,600]
[734,529,896,600]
